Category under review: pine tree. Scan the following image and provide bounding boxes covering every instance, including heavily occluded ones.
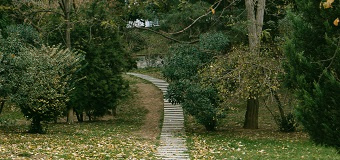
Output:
[69,0,130,121]
[284,0,340,149]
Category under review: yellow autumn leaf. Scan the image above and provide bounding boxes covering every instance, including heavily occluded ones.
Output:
[211,7,215,14]
[327,0,334,4]
[323,0,334,9]
[334,18,339,26]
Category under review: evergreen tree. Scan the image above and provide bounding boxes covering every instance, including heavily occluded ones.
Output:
[69,0,131,121]
[284,0,340,149]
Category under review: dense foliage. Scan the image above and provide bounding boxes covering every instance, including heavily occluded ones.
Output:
[160,0,301,132]
[0,25,83,133]
[200,46,283,101]
[164,45,218,130]
[0,24,40,109]
[65,0,132,121]
[1,0,134,131]
[0,0,15,31]
[284,0,340,149]
[14,46,83,133]
[163,32,229,130]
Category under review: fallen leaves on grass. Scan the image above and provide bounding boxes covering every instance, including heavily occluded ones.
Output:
[187,133,340,160]
[0,73,161,159]
[0,122,158,159]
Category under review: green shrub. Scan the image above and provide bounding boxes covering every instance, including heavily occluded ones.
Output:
[182,84,218,131]
[167,80,191,104]
[275,113,298,132]
[199,32,230,52]
[0,117,16,127]
[163,39,226,130]
[0,1,15,32]
[4,24,40,45]
[163,45,201,81]
[0,24,41,118]
[11,45,83,133]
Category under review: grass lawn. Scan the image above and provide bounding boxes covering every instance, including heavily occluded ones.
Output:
[187,131,340,159]
[185,105,340,160]
[0,75,161,159]
[0,121,156,159]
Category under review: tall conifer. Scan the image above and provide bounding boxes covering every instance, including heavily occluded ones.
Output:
[284,0,340,149]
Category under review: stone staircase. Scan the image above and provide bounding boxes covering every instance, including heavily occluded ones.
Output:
[127,73,190,160]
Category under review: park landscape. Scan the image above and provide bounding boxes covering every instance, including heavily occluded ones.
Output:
[0,0,340,159]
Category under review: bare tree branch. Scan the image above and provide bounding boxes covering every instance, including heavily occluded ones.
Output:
[128,0,242,44]
[218,0,241,19]
[167,0,223,35]
[59,0,65,14]
[15,9,42,32]
[25,9,65,18]
[211,0,243,28]
[318,38,340,82]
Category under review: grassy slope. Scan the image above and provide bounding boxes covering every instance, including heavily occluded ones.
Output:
[0,76,158,159]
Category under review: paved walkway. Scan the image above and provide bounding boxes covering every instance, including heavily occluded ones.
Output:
[127,73,189,160]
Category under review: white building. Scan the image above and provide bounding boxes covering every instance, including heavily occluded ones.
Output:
[127,19,160,28]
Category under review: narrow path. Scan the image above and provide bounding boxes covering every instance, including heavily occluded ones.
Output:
[127,73,190,160]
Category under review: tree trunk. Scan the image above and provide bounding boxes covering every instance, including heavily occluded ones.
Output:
[245,0,266,52]
[256,0,265,38]
[112,107,117,117]
[54,116,58,123]
[272,90,285,120]
[0,100,5,115]
[29,117,44,134]
[87,112,92,121]
[244,0,266,129]
[63,0,74,124]
[245,0,258,50]
[244,97,259,129]
[65,1,71,50]
[67,107,74,124]
[204,119,217,131]
[75,110,84,122]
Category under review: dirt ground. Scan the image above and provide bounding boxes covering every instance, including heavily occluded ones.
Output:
[97,79,163,140]
[133,83,163,140]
